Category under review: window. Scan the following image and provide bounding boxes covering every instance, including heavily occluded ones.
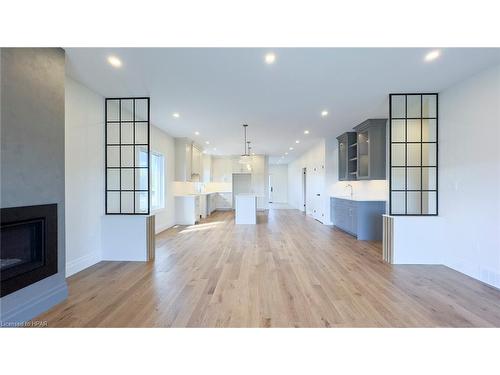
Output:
[105,97,150,214]
[150,152,165,210]
[389,93,438,216]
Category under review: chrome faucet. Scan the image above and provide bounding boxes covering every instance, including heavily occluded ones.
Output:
[346,184,353,199]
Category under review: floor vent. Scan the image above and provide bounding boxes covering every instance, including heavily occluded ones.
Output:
[382,215,394,264]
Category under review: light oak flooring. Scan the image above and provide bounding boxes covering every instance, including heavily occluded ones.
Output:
[37,209,500,327]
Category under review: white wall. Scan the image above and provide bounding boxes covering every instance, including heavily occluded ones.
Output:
[288,141,327,220]
[438,64,500,288]
[390,64,500,288]
[65,77,104,276]
[269,164,288,203]
[65,77,177,275]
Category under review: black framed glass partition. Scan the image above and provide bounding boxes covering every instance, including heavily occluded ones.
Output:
[105,97,150,215]
[389,93,438,216]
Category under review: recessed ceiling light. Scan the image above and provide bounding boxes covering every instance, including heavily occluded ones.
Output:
[205,141,210,145]
[425,50,441,62]
[289,147,294,151]
[194,131,199,135]
[285,152,288,155]
[252,152,255,155]
[107,56,122,68]
[321,110,328,117]
[172,112,180,118]
[265,52,276,64]
[213,147,217,150]
[304,130,309,134]
[295,140,300,144]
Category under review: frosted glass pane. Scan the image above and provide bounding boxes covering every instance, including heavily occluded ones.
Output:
[407,167,421,190]
[135,99,148,121]
[121,123,133,144]
[107,100,120,121]
[407,192,421,214]
[135,123,148,144]
[135,192,149,213]
[407,144,421,166]
[407,119,421,142]
[107,192,120,213]
[391,95,405,118]
[107,146,120,167]
[107,124,120,144]
[121,99,134,121]
[407,95,421,118]
[391,168,405,190]
[422,95,437,118]
[121,146,134,167]
[136,168,148,190]
[422,143,437,166]
[121,192,134,213]
[391,120,405,142]
[422,167,437,190]
[107,169,120,190]
[136,146,149,167]
[422,119,437,142]
[422,192,437,214]
[391,192,405,214]
[121,169,134,190]
[391,144,405,166]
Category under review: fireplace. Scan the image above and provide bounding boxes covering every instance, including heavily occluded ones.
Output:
[1,204,58,297]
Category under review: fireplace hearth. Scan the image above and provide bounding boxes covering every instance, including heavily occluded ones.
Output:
[1,204,58,297]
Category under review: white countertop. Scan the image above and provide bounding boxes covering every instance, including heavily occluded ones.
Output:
[331,195,387,202]
[175,191,232,197]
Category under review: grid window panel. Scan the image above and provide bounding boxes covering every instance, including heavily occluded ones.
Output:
[389,93,438,216]
[105,97,150,215]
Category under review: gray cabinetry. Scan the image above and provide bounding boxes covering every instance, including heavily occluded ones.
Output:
[331,197,385,240]
[353,119,387,180]
[337,132,357,181]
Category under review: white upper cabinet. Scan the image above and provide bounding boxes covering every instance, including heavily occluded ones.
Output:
[175,138,204,181]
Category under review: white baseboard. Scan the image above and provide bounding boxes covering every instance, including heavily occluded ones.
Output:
[66,251,101,277]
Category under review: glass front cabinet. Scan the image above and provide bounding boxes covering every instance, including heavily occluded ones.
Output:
[354,119,387,180]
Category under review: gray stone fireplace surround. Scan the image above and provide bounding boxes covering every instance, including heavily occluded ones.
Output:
[0,48,67,324]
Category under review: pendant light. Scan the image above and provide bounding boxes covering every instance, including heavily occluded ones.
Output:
[239,124,251,164]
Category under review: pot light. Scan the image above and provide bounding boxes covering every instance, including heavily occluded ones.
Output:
[295,140,300,144]
[194,131,200,135]
[107,56,122,68]
[289,147,294,151]
[425,50,441,62]
[172,112,180,118]
[285,152,288,155]
[265,52,276,64]
[205,141,210,145]
[304,130,309,134]
[321,110,328,117]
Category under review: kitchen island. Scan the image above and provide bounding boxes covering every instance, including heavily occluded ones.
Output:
[234,194,257,224]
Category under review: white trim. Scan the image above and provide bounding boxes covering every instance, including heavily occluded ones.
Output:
[66,251,101,277]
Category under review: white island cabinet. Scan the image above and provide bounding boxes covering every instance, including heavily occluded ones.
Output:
[235,194,257,224]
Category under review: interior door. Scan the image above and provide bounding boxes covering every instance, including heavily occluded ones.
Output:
[312,164,325,222]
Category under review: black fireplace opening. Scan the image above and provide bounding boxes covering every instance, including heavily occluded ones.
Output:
[1,204,58,297]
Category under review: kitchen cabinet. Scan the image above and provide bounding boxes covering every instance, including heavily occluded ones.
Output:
[175,195,201,225]
[337,132,357,181]
[353,119,387,180]
[330,197,385,240]
[212,157,232,183]
[174,138,204,181]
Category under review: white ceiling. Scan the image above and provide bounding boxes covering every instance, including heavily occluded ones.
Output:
[65,48,500,164]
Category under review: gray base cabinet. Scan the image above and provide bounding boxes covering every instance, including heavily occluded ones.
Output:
[330,197,385,240]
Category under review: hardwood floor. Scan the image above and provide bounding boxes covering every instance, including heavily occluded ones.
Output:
[37,209,500,327]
